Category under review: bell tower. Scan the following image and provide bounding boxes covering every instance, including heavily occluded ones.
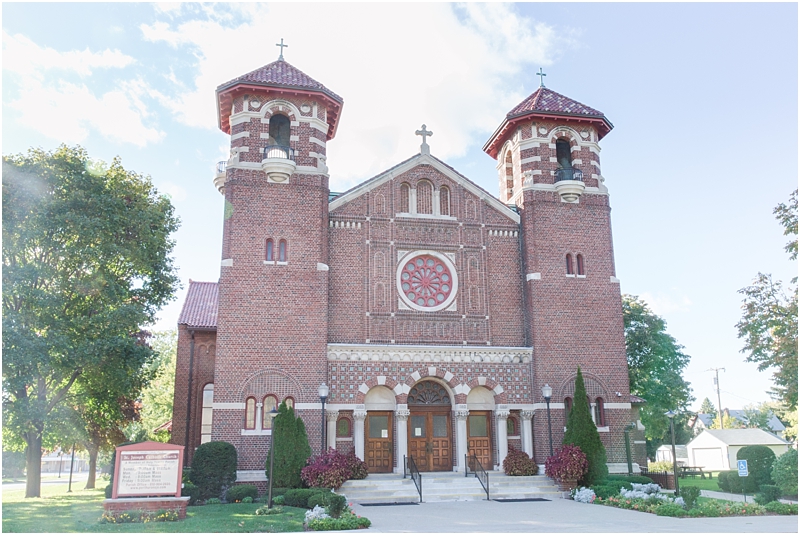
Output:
[210,54,344,466]
[484,79,632,464]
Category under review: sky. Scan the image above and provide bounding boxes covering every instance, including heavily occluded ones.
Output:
[3,3,797,414]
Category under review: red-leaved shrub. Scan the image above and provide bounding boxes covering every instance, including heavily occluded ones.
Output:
[301,449,369,489]
[503,446,539,476]
[545,445,588,481]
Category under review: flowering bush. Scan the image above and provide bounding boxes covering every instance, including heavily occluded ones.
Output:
[304,505,331,523]
[301,449,369,489]
[503,447,539,476]
[308,510,371,531]
[647,460,675,473]
[597,495,765,517]
[571,487,596,503]
[619,482,662,499]
[99,509,179,524]
[545,445,588,481]
[255,505,284,515]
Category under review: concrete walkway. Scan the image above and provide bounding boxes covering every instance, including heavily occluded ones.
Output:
[351,498,798,533]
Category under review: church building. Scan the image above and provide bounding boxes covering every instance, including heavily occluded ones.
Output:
[171,54,646,484]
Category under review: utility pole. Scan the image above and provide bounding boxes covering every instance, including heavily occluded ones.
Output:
[707,367,726,429]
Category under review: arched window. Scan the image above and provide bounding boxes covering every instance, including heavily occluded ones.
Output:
[284,397,295,410]
[244,396,256,430]
[506,416,518,436]
[201,384,214,443]
[278,240,287,262]
[505,151,514,198]
[576,254,585,275]
[336,417,351,438]
[566,254,574,275]
[564,397,573,414]
[556,139,572,169]
[268,114,291,147]
[262,395,278,430]
[266,239,274,262]
[417,180,433,214]
[594,397,606,427]
[440,186,450,216]
[399,183,410,213]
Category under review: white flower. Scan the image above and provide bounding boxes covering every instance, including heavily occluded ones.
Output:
[571,487,596,504]
[304,505,330,523]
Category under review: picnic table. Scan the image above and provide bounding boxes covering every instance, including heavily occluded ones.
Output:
[679,466,706,479]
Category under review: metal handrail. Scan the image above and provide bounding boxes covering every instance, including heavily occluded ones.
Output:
[216,161,227,174]
[405,455,422,502]
[466,454,489,500]
[554,167,583,182]
[263,144,296,161]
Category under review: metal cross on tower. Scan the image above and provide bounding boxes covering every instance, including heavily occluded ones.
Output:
[536,68,547,88]
[276,38,288,61]
[415,124,433,155]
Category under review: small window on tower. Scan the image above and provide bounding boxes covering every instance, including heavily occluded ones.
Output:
[263,395,278,430]
[594,397,606,427]
[576,254,585,276]
[417,180,433,214]
[564,397,573,414]
[399,183,410,213]
[556,139,572,169]
[566,254,574,275]
[278,240,287,262]
[268,114,291,148]
[284,397,295,410]
[266,239,274,262]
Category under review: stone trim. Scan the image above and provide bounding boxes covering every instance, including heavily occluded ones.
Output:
[327,343,532,363]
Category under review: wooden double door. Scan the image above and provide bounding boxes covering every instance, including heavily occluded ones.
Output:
[467,411,493,469]
[408,409,452,472]
[365,412,393,473]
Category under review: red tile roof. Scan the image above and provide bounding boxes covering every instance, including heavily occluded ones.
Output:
[178,281,218,329]
[507,87,604,118]
[217,60,343,103]
[630,394,646,404]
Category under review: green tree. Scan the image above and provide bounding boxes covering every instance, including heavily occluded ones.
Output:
[563,367,607,486]
[699,397,718,420]
[623,295,694,457]
[737,190,797,410]
[740,403,776,433]
[2,146,179,497]
[266,401,312,488]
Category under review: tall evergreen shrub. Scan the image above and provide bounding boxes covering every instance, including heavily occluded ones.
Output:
[267,401,312,488]
[189,441,237,500]
[772,448,798,497]
[562,367,608,486]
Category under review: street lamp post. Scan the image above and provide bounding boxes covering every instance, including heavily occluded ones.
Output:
[267,407,279,509]
[542,384,554,457]
[665,410,680,496]
[318,383,329,455]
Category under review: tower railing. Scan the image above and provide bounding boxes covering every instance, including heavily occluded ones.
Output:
[216,161,227,174]
[263,145,296,161]
[554,167,583,182]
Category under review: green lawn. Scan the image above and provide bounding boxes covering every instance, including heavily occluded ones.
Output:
[676,476,724,492]
[2,483,306,533]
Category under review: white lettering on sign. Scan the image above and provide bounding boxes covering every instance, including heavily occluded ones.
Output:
[116,450,181,496]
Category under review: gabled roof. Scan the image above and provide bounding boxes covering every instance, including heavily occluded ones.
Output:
[483,86,613,159]
[178,281,218,330]
[328,152,519,224]
[630,394,646,404]
[694,428,789,446]
[695,412,786,433]
[216,60,343,139]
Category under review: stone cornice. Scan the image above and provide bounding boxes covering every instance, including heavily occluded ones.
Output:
[327,343,532,364]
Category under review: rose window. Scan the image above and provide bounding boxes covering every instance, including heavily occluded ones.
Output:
[399,254,454,309]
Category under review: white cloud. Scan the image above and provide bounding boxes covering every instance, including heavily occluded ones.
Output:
[160,182,188,202]
[3,31,163,147]
[140,4,565,186]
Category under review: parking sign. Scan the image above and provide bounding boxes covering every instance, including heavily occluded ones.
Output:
[737,460,749,477]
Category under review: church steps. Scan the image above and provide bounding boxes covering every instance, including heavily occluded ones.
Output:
[337,471,562,503]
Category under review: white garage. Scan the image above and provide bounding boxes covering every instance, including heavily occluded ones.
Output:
[686,429,790,471]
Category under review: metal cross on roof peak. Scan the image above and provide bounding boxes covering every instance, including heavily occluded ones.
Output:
[415,124,433,155]
[276,38,288,61]
[537,67,547,88]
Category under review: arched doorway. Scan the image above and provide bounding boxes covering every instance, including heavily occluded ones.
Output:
[407,380,452,472]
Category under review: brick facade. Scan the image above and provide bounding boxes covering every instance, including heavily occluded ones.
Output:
[171,61,646,482]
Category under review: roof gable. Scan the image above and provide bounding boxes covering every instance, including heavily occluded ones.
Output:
[178,281,218,330]
[507,87,604,119]
[217,60,343,103]
[695,428,789,446]
[329,153,519,224]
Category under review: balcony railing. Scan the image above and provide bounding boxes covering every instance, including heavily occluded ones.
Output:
[216,161,227,174]
[554,167,584,182]
[263,145,296,161]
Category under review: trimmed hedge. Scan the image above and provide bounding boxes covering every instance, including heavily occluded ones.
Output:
[189,441,238,500]
[591,484,623,499]
[182,482,201,505]
[764,501,798,515]
[718,470,743,493]
[284,488,324,508]
[737,445,776,493]
[226,484,259,503]
[772,449,798,497]
[307,492,347,518]
[755,484,781,505]
[607,474,653,485]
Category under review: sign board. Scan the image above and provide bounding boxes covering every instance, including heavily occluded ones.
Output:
[112,441,184,499]
[737,459,749,477]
